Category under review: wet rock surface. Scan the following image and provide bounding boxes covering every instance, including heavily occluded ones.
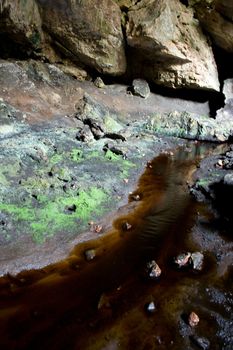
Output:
[0,145,232,350]
[0,2,232,348]
[1,59,195,274]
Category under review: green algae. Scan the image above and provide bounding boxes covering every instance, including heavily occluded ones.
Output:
[50,153,64,165]
[0,187,108,244]
[70,149,84,162]
[105,150,136,178]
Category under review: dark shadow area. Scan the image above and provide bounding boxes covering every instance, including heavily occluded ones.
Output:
[210,181,233,233]
[213,45,233,82]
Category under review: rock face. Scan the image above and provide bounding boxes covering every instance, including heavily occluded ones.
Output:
[126,0,220,91]
[216,0,233,22]
[37,0,126,75]
[147,111,233,142]
[0,0,44,57]
[216,79,233,119]
[192,2,233,53]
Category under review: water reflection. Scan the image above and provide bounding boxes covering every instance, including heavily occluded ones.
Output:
[0,142,231,350]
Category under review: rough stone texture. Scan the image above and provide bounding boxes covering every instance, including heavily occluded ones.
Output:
[37,0,126,75]
[0,0,44,56]
[192,2,233,53]
[222,79,233,102]
[114,0,137,9]
[132,78,150,98]
[147,111,233,142]
[126,0,220,91]
[224,173,233,186]
[216,0,233,22]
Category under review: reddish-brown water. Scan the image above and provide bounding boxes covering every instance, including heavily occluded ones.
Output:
[0,144,232,350]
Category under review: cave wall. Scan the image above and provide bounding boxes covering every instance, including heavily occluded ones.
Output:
[0,0,232,91]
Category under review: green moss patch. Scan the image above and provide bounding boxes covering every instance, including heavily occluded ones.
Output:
[0,187,108,244]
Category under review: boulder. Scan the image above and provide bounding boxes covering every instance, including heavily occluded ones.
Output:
[37,0,126,75]
[126,0,220,91]
[0,0,44,57]
[132,78,150,98]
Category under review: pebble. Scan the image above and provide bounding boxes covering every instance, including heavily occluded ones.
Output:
[174,252,204,271]
[131,194,141,201]
[145,301,156,314]
[190,252,204,271]
[146,260,162,279]
[146,161,153,168]
[94,225,102,233]
[84,249,96,261]
[188,311,200,327]
[174,252,191,268]
[122,222,132,231]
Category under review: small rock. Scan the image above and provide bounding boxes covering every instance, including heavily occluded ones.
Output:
[190,252,204,271]
[94,225,102,234]
[76,125,94,143]
[145,301,156,314]
[123,178,129,183]
[66,204,77,212]
[131,194,141,201]
[216,159,224,168]
[146,161,153,168]
[188,311,200,327]
[132,79,150,99]
[94,77,105,88]
[98,293,110,310]
[190,335,210,350]
[84,249,96,261]
[122,222,132,231]
[224,173,233,186]
[174,252,191,268]
[146,260,162,279]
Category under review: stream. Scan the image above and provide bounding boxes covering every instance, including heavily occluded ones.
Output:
[0,143,232,350]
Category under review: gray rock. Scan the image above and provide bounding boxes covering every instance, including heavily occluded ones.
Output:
[132,79,150,99]
[224,173,233,186]
[190,252,204,271]
[190,335,210,350]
